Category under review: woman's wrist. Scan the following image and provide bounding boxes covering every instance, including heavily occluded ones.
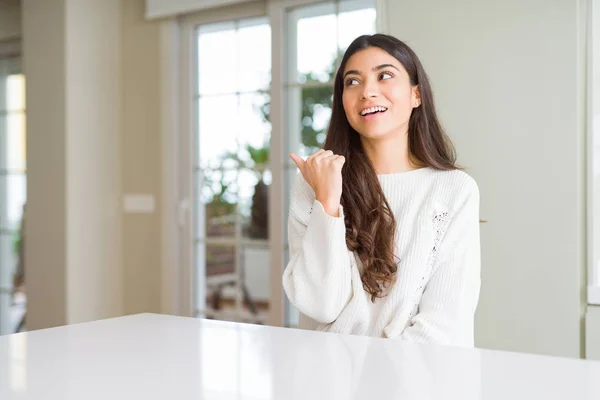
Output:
[317,198,341,217]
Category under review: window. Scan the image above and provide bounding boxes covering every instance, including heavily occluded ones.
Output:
[0,56,26,335]
[591,2,600,305]
[181,0,378,326]
[193,17,272,324]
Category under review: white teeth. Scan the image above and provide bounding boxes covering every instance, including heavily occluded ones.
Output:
[360,106,387,116]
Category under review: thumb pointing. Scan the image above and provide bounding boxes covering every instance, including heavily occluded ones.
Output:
[289,153,305,170]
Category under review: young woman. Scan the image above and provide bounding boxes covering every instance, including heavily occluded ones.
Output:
[283,34,481,347]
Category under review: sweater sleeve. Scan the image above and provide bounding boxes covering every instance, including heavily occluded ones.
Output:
[282,172,353,324]
[398,178,481,347]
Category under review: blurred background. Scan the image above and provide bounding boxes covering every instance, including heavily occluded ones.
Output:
[0,0,598,362]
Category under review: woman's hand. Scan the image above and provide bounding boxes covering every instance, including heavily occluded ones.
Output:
[289,150,345,217]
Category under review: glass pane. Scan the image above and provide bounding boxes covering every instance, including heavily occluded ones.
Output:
[0,293,11,335]
[194,15,273,326]
[239,168,269,240]
[237,18,271,92]
[289,2,338,83]
[198,21,237,96]
[283,167,295,244]
[0,113,26,171]
[338,2,377,51]
[194,169,206,239]
[203,244,237,318]
[194,240,206,315]
[206,244,236,278]
[5,75,25,112]
[0,233,18,288]
[198,95,239,169]
[0,174,26,230]
[0,292,23,335]
[238,92,270,169]
[283,168,297,328]
[283,247,300,328]
[240,244,270,318]
[284,85,333,159]
[198,169,237,239]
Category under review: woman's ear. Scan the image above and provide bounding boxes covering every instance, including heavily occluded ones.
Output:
[412,85,421,108]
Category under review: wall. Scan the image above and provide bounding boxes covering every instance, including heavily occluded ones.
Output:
[18,0,163,330]
[22,0,68,329]
[0,0,21,41]
[121,0,162,315]
[145,0,251,19]
[65,0,123,323]
[385,0,586,358]
[23,0,123,328]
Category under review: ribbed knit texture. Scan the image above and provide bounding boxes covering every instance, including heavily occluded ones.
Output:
[282,167,481,347]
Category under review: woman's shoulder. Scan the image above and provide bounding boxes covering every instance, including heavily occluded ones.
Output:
[431,168,478,190]
[427,168,480,207]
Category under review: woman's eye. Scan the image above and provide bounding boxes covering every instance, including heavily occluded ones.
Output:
[345,78,359,86]
[380,72,393,80]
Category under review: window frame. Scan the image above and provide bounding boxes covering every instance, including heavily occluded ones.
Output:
[589,0,600,306]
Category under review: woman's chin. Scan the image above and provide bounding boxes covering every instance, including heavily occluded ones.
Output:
[357,128,393,140]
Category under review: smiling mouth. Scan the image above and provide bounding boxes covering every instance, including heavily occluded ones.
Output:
[360,106,388,116]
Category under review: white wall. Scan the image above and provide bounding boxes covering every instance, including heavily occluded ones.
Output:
[65,0,123,323]
[121,0,162,315]
[23,0,123,328]
[17,0,163,331]
[15,0,163,331]
[385,0,586,358]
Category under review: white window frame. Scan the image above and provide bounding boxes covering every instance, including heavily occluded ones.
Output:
[589,0,600,306]
[159,0,387,326]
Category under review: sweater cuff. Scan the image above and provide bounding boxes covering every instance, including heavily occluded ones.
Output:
[311,199,345,220]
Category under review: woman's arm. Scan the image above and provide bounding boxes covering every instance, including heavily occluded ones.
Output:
[394,178,481,346]
[282,173,353,324]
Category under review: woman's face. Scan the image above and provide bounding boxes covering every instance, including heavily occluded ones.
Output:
[341,47,420,140]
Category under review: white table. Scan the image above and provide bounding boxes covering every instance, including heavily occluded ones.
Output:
[0,313,598,399]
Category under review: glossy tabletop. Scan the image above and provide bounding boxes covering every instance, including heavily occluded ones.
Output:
[0,313,599,399]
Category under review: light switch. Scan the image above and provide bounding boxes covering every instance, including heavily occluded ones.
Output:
[123,194,155,213]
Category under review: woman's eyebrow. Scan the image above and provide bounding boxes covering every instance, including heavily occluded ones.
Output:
[343,64,400,79]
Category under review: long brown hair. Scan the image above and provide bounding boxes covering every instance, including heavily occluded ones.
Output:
[323,34,458,301]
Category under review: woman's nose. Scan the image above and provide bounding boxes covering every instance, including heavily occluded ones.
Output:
[361,81,379,99]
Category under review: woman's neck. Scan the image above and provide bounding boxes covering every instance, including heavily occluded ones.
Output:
[360,132,417,174]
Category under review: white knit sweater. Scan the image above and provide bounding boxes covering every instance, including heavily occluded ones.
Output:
[282,167,481,347]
